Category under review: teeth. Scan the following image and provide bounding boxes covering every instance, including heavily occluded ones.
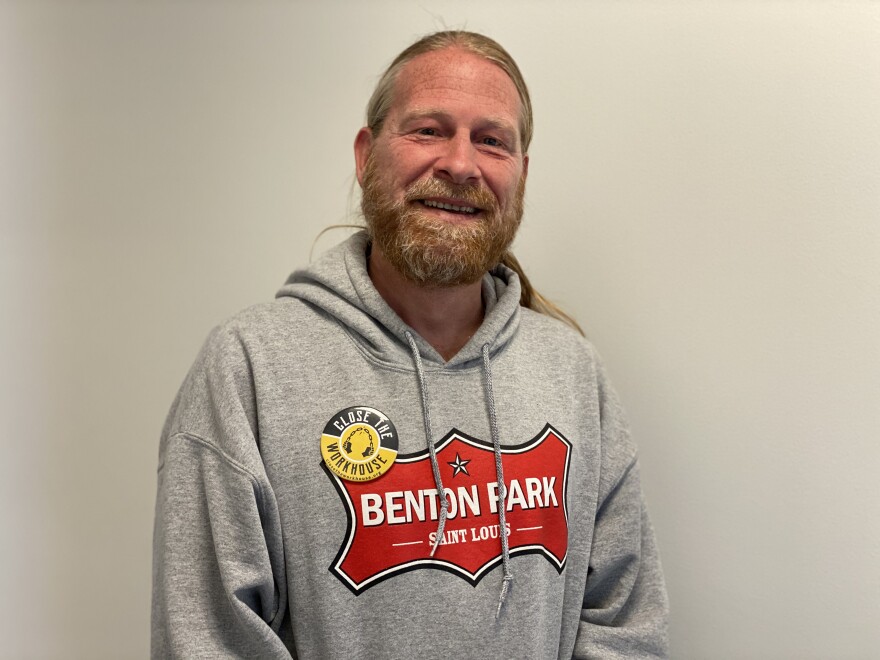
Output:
[423,200,477,214]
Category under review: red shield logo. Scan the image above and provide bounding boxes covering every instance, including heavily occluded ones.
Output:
[323,424,572,594]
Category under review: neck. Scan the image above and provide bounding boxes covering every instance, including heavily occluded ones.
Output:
[368,246,484,362]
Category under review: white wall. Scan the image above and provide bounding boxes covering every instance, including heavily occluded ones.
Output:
[2,1,878,657]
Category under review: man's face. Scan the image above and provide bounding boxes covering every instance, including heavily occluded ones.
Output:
[355,47,529,287]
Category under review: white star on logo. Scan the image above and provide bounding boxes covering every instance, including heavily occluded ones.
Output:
[447,452,471,477]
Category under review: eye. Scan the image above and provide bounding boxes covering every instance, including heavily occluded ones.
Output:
[417,127,438,136]
[481,136,503,148]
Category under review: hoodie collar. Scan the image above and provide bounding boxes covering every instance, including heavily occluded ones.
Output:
[276,231,521,369]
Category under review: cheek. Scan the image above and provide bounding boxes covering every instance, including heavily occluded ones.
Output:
[386,143,431,174]
[487,170,523,205]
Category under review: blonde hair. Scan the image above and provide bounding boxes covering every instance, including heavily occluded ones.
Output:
[500,252,585,336]
[365,30,533,153]
[364,30,584,336]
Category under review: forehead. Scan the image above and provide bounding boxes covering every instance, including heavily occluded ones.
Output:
[389,48,522,127]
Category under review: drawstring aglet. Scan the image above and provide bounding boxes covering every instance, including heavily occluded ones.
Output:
[495,574,513,618]
[429,499,449,557]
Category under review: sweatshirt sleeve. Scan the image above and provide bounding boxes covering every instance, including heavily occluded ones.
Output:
[151,327,292,659]
[573,357,670,659]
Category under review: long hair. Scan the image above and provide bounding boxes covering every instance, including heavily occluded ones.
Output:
[363,30,584,336]
[500,252,585,336]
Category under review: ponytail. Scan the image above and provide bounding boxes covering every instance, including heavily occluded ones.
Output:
[500,251,585,337]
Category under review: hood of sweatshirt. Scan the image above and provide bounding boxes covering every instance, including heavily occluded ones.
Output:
[275,231,522,370]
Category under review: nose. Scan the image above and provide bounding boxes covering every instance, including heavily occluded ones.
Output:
[434,134,480,185]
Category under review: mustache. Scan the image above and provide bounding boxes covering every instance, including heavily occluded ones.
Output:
[403,178,498,212]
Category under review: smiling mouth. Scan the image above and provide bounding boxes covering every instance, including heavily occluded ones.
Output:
[419,199,480,215]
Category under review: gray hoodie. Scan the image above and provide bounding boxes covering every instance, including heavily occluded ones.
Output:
[152,232,669,659]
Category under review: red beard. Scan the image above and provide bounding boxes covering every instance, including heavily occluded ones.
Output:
[361,157,525,287]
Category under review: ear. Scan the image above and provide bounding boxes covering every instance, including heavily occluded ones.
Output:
[354,127,373,187]
[522,153,529,180]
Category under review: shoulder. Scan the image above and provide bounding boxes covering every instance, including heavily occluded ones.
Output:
[220,297,321,338]
[516,306,600,370]
[516,307,637,464]
[190,296,327,364]
[505,307,608,415]
[175,294,328,403]
[162,299,313,445]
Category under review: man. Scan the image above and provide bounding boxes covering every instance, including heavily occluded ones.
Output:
[152,30,669,658]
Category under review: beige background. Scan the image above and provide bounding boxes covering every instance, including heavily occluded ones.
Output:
[2,1,879,658]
